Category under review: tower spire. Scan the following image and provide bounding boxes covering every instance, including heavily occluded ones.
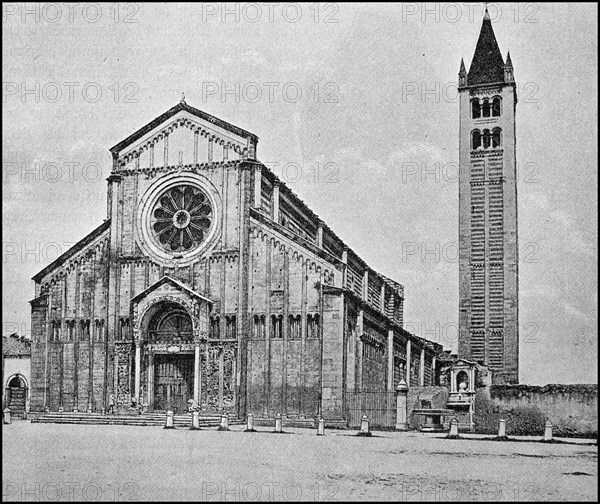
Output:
[466,6,505,85]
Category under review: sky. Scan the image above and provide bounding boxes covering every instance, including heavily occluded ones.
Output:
[3,2,598,385]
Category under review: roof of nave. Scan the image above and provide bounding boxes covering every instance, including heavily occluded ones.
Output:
[257,162,405,297]
[131,276,213,305]
[2,333,31,357]
[109,99,259,156]
[31,219,110,283]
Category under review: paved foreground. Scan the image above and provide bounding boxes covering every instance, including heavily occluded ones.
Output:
[2,422,597,501]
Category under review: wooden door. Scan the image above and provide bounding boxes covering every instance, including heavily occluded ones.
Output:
[153,354,194,413]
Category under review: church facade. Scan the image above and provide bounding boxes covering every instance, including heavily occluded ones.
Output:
[29,99,443,421]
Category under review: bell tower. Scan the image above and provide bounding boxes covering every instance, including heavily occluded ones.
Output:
[458,8,519,384]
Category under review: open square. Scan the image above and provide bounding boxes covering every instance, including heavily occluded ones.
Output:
[2,422,597,502]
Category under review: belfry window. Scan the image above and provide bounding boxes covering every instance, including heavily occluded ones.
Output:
[492,128,502,148]
[492,96,501,117]
[471,99,481,119]
[482,98,491,117]
[482,129,491,149]
[471,130,482,150]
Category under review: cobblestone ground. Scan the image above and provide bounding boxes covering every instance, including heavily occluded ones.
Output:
[2,422,597,502]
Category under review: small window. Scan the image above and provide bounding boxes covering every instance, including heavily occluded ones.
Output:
[471,99,481,119]
[492,96,501,117]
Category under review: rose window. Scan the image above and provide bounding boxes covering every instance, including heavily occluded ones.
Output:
[151,185,213,252]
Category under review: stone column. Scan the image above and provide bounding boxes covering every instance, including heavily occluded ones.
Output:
[432,355,437,385]
[134,342,141,401]
[272,182,280,222]
[405,339,411,387]
[387,329,394,391]
[395,380,409,430]
[419,348,425,386]
[194,342,201,404]
[147,352,154,408]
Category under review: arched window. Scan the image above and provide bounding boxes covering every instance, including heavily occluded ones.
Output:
[95,319,104,342]
[482,98,491,117]
[225,315,237,339]
[52,321,61,342]
[492,128,502,148]
[471,130,481,150]
[307,314,320,339]
[482,129,491,149]
[471,98,481,119]
[67,320,75,341]
[210,316,220,339]
[492,96,501,117]
[119,318,130,340]
[288,315,301,339]
[79,320,90,341]
[253,315,265,339]
[271,315,283,338]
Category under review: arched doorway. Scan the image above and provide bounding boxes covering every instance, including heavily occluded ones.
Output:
[143,301,195,413]
[5,375,28,417]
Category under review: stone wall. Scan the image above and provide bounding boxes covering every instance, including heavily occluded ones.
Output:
[474,384,598,438]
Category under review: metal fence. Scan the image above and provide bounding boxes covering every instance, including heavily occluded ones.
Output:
[346,390,396,428]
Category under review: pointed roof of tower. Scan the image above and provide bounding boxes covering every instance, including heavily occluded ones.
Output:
[467,8,505,85]
[459,58,466,75]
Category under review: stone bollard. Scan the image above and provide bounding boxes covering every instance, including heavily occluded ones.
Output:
[543,420,553,442]
[357,415,372,437]
[245,413,256,432]
[395,380,409,430]
[3,408,11,425]
[447,418,459,439]
[164,410,174,429]
[317,417,325,436]
[274,413,283,433]
[497,419,507,439]
[190,411,200,430]
[58,406,64,413]
[218,413,229,431]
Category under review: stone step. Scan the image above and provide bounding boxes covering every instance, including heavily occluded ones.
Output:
[31,412,243,427]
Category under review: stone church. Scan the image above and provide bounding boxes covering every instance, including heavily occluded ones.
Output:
[29,97,443,421]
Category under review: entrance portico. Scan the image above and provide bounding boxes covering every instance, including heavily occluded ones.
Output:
[131,276,211,412]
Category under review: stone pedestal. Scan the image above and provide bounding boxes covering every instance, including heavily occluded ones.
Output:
[543,420,553,442]
[317,417,325,436]
[164,410,174,429]
[497,419,507,438]
[395,380,409,430]
[190,411,200,430]
[274,413,283,433]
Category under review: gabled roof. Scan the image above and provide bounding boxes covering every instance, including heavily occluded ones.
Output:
[109,100,259,155]
[32,220,111,283]
[467,10,506,86]
[130,275,213,305]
